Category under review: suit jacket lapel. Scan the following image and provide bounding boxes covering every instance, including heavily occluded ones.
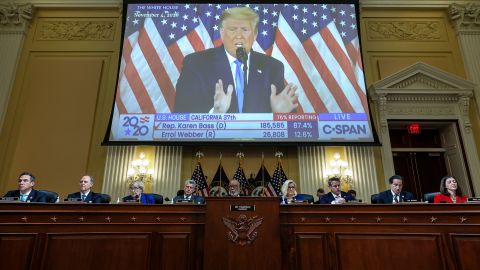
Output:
[248,50,263,83]
[86,192,94,202]
[387,191,393,202]
[28,190,36,202]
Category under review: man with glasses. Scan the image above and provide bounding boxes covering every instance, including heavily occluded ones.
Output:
[228,179,242,197]
[173,179,205,204]
[3,172,47,202]
[320,177,354,204]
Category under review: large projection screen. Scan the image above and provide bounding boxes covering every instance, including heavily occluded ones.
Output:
[105,1,379,144]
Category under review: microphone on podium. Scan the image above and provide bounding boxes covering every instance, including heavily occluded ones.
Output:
[236,46,248,65]
[235,46,248,93]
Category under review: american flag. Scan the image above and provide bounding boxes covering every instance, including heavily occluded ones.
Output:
[210,163,230,190]
[112,2,366,134]
[253,162,276,196]
[233,164,250,195]
[191,162,209,197]
[270,162,288,196]
[247,173,256,191]
[254,163,271,187]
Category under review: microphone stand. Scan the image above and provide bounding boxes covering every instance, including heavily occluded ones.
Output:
[242,61,248,96]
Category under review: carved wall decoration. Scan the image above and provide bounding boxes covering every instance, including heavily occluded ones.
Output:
[390,73,455,89]
[449,3,480,31]
[36,20,115,41]
[222,214,263,246]
[387,106,454,115]
[0,2,33,26]
[387,95,460,103]
[459,94,473,133]
[367,21,441,41]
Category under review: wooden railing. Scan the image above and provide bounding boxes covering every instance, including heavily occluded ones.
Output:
[1,199,479,270]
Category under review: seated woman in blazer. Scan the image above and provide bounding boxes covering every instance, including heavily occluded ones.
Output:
[280,180,310,204]
[434,176,468,204]
[122,180,155,204]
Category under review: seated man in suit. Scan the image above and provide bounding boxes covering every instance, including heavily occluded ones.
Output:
[228,179,242,197]
[122,180,155,204]
[377,175,415,204]
[3,172,47,202]
[66,175,106,203]
[173,179,205,204]
[320,177,354,204]
[174,6,298,113]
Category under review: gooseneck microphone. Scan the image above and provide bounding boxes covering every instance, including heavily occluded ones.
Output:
[235,46,248,96]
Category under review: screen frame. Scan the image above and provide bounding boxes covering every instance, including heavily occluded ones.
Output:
[102,0,381,147]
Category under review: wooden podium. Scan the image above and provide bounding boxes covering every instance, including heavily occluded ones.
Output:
[204,197,281,270]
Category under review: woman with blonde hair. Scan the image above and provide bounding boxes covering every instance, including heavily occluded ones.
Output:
[280,180,311,204]
[122,180,155,204]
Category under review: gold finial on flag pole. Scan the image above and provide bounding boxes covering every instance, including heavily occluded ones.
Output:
[236,151,245,166]
[195,151,204,161]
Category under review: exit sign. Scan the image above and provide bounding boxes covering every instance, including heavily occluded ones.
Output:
[407,123,421,134]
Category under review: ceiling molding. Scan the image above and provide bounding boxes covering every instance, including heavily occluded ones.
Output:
[360,0,474,8]
[7,0,477,9]
[13,0,122,8]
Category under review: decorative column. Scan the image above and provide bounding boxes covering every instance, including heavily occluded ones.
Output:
[297,146,327,197]
[153,145,183,202]
[345,146,378,203]
[449,2,480,113]
[102,146,135,202]
[0,2,33,132]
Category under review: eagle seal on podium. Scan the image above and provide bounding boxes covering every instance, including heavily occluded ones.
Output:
[222,214,264,246]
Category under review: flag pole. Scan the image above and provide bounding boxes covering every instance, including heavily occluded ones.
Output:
[236,151,245,195]
[219,152,222,188]
[261,152,265,196]
[195,151,204,195]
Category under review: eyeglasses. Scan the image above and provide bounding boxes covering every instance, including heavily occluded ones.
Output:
[130,187,141,190]
[288,186,295,189]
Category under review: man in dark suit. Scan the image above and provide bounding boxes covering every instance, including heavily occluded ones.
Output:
[174,6,298,113]
[173,179,205,204]
[66,175,106,203]
[377,175,415,204]
[3,172,47,202]
[228,179,242,197]
[320,177,354,204]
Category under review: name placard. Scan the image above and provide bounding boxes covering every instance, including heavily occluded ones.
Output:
[0,197,19,201]
[230,205,255,212]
